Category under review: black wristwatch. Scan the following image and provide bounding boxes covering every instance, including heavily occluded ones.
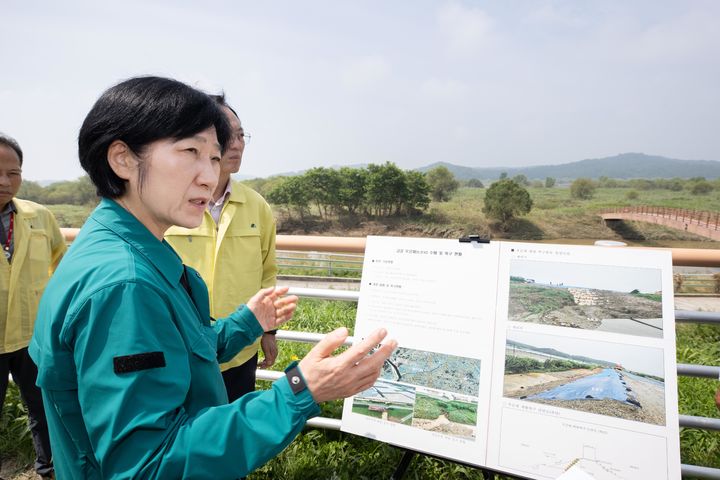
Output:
[284,361,308,395]
[265,329,278,335]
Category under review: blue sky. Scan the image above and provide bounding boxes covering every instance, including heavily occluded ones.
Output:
[2,1,719,182]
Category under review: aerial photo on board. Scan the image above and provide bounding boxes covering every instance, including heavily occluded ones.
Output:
[508,260,663,338]
[379,347,482,396]
[352,379,416,425]
[503,331,666,426]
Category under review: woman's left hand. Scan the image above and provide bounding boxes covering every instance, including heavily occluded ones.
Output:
[247,286,298,332]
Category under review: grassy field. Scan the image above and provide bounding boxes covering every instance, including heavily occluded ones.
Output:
[420,186,720,243]
[413,394,478,426]
[45,186,720,247]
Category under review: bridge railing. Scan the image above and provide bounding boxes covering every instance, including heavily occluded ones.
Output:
[603,206,720,230]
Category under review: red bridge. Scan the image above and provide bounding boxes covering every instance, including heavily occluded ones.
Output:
[601,206,720,241]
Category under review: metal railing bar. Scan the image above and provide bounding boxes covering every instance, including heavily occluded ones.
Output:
[58,230,720,266]
[276,329,356,346]
[680,414,720,431]
[277,250,365,260]
[277,257,365,266]
[278,263,362,271]
[677,363,720,378]
[287,287,360,302]
[681,464,720,479]
[675,310,720,324]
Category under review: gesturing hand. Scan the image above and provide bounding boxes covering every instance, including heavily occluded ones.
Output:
[299,327,397,403]
[258,333,279,369]
[247,286,298,332]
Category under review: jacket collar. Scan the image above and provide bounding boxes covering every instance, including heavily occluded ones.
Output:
[91,198,184,286]
[227,180,247,204]
[11,199,35,218]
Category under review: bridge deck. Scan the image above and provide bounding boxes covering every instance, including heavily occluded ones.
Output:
[601,211,720,241]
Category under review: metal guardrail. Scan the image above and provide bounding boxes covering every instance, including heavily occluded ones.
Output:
[277,250,363,277]
[60,229,720,266]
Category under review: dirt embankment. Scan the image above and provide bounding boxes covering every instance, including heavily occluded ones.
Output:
[510,285,662,329]
[278,217,470,239]
[503,368,602,398]
[411,414,476,439]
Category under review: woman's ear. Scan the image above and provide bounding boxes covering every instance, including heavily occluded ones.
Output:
[107,140,136,181]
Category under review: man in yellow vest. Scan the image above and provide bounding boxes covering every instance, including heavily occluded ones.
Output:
[0,133,66,479]
[166,96,279,401]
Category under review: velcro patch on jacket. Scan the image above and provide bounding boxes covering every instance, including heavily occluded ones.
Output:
[113,352,166,374]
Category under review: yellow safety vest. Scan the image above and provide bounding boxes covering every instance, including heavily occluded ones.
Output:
[1,198,66,353]
[166,182,277,369]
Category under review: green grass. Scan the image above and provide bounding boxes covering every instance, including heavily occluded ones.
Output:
[676,323,720,470]
[632,292,662,302]
[46,203,95,228]
[413,394,478,426]
[0,383,34,467]
[509,281,576,316]
[504,355,595,375]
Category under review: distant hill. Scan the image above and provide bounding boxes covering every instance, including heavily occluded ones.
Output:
[506,340,614,368]
[417,153,720,180]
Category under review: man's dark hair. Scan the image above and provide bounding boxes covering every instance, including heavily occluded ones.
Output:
[79,76,231,198]
[0,132,23,166]
[210,93,240,120]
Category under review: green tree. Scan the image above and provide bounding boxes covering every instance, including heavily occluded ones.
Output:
[691,180,713,195]
[425,166,459,202]
[266,176,310,220]
[544,177,556,188]
[466,178,484,188]
[17,180,46,203]
[365,162,407,216]
[499,172,508,179]
[336,167,367,214]
[570,178,596,199]
[303,167,341,219]
[403,171,431,214]
[597,176,618,188]
[482,179,533,230]
[512,174,529,186]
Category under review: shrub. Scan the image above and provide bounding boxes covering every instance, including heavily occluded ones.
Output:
[570,178,596,199]
[482,179,533,230]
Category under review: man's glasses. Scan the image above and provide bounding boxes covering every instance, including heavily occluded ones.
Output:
[233,131,251,144]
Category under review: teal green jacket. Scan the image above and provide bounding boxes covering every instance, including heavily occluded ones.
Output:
[29,199,320,479]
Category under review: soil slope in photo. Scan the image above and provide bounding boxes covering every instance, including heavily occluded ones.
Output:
[509,281,662,336]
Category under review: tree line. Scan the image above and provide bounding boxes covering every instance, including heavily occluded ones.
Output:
[18,177,98,205]
[262,163,435,220]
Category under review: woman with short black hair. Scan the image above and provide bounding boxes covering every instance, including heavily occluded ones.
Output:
[30,76,395,479]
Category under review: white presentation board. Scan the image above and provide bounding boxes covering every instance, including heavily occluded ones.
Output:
[341,236,680,480]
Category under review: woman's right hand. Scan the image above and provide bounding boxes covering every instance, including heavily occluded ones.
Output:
[299,327,397,403]
[247,286,298,332]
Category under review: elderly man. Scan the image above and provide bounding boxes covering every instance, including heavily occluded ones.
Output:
[165,95,279,402]
[0,133,66,479]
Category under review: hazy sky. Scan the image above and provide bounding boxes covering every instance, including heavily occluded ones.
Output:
[510,260,662,293]
[2,0,719,182]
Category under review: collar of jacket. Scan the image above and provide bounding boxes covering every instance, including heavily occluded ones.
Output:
[227,180,249,204]
[91,198,184,287]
